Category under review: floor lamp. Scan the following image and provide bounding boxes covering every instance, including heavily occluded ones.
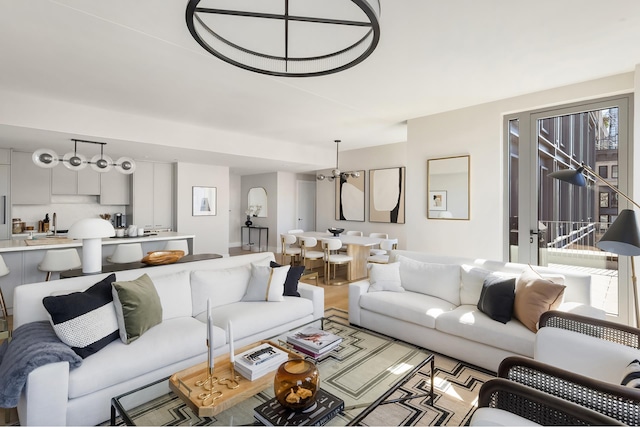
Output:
[549,163,640,327]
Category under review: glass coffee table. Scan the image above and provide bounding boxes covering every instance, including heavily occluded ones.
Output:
[110,312,434,426]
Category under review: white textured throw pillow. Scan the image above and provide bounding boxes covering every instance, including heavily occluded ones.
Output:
[368,262,404,292]
[242,263,289,302]
[397,256,461,305]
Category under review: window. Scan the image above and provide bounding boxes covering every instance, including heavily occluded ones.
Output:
[600,192,609,208]
[599,165,608,178]
[612,165,619,178]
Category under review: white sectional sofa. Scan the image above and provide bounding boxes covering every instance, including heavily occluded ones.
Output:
[349,250,605,372]
[12,252,323,426]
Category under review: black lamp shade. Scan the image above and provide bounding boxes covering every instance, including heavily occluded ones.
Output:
[548,167,587,187]
[597,209,640,256]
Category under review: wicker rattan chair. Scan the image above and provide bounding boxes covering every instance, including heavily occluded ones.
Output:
[497,356,640,425]
[472,378,624,425]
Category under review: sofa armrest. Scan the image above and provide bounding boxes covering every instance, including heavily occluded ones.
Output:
[474,377,624,426]
[348,280,370,326]
[18,361,69,426]
[498,356,640,425]
[297,282,324,320]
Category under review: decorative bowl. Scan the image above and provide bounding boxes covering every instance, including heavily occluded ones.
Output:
[327,227,344,237]
[274,359,319,411]
[141,250,185,265]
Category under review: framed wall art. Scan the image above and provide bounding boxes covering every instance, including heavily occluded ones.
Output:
[335,170,365,221]
[429,191,447,211]
[369,166,406,224]
[193,186,217,216]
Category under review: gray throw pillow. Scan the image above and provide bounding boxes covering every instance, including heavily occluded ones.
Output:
[112,274,163,344]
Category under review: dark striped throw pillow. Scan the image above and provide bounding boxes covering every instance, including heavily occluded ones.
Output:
[621,359,640,388]
[43,273,119,358]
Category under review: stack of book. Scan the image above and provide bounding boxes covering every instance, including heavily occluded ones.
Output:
[286,327,342,358]
[234,343,289,381]
[254,388,344,426]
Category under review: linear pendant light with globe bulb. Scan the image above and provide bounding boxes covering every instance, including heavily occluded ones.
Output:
[32,139,136,174]
[316,140,360,182]
[548,162,640,326]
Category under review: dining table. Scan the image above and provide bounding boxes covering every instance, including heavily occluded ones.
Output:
[291,231,383,282]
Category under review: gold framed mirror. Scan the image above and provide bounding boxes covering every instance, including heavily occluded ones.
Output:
[427,155,470,220]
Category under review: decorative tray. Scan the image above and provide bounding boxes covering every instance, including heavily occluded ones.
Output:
[168,340,300,418]
[141,250,184,265]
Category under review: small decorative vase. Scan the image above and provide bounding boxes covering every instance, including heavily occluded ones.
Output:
[245,215,253,227]
[274,359,320,411]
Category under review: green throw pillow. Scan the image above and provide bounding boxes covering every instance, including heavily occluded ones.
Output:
[112,274,163,344]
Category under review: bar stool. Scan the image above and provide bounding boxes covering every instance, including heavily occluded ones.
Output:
[107,243,143,264]
[280,234,301,265]
[321,238,352,285]
[38,248,82,281]
[164,240,189,255]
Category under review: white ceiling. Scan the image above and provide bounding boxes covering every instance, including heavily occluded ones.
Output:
[1,0,640,175]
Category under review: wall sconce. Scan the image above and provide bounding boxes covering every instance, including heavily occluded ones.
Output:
[33,139,136,174]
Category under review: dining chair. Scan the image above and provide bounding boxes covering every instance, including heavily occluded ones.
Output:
[367,238,398,264]
[300,236,324,270]
[369,232,389,255]
[280,234,301,265]
[345,230,363,236]
[321,238,352,285]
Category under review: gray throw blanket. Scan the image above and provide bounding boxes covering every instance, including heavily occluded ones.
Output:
[0,321,82,407]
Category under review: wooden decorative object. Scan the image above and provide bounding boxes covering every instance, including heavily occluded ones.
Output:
[169,340,300,418]
[141,250,185,265]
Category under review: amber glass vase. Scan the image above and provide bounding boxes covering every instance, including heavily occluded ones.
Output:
[274,359,320,411]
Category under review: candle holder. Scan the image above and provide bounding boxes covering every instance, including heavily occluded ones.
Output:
[218,365,241,389]
[195,340,223,406]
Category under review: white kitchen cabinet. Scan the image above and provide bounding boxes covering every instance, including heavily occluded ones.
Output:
[11,151,50,205]
[0,165,10,240]
[132,161,174,230]
[52,167,100,195]
[100,169,130,205]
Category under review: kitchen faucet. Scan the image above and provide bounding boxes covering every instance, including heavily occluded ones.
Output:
[53,212,57,236]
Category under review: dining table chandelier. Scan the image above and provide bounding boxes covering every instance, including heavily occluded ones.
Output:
[32,139,136,174]
[317,140,360,181]
[185,0,381,77]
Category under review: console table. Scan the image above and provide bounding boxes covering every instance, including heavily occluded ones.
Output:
[241,226,268,252]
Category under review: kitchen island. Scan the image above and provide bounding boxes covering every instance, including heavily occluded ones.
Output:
[0,231,195,314]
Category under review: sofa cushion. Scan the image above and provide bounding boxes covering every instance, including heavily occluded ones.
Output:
[436,305,535,357]
[191,266,251,316]
[270,261,304,297]
[368,262,404,292]
[513,268,566,332]
[42,273,119,358]
[67,317,220,399]
[195,297,314,340]
[150,270,192,320]
[359,291,456,329]
[242,263,289,302]
[476,274,516,324]
[397,256,461,305]
[112,274,163,344]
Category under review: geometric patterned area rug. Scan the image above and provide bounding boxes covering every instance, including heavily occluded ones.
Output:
[108,308,495,426]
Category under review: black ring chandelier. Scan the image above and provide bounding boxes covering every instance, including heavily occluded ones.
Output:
[185,0,381,77]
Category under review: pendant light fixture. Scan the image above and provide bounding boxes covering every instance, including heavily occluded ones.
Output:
[185,0,381,78]
[317,140,360,181]
[32,139,136,174]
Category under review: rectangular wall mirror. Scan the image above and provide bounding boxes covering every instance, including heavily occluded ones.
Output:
[427,155,470,220]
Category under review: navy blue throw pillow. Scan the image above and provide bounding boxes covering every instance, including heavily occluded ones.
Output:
[270,261,304,297]
[477,274,516,324]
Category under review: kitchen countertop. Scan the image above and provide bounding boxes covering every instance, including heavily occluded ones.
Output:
[0,231,195,253]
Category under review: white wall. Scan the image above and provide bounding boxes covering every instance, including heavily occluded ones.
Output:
[407,72,635,261]
[316,142,408,247]
[229,173,241,247]
[175,162,229,256]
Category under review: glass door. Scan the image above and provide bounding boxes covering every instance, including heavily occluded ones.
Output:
[506,95,631,321]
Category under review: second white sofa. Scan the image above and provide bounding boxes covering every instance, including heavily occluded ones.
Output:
[349,250,605,372]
